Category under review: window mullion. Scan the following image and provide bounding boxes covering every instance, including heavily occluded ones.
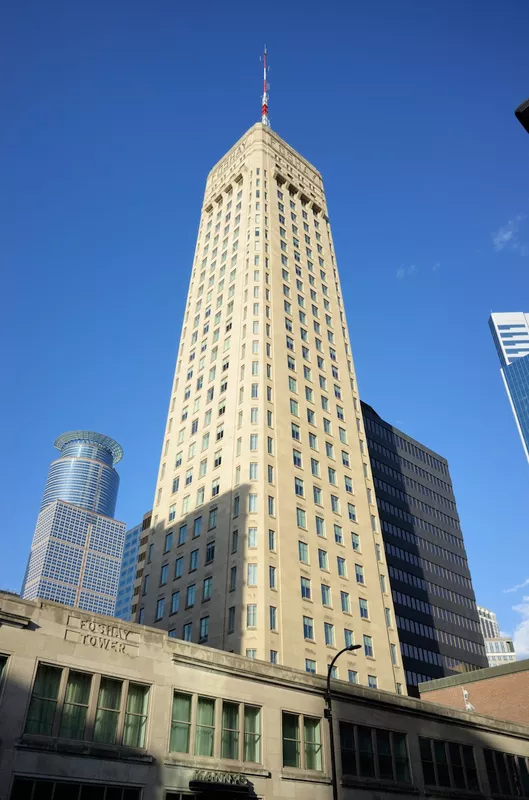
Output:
[372,728,379,779]
[116,678,128,745]
[354,723,360,776]
[51,667,70,737]
[86,673,101,741]
[191,694,199,755]
[446,741,455,789]
[298,714,304,770]
[238,702,243,762]
[213,697,221,758]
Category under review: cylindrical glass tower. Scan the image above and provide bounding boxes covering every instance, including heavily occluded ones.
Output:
[40,431,124,517]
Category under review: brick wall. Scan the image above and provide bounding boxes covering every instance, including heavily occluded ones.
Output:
[420,670,529,725]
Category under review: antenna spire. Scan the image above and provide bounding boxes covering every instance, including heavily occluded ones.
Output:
[261,46,270,127]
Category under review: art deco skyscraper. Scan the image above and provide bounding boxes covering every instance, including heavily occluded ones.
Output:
[134,119,403,692]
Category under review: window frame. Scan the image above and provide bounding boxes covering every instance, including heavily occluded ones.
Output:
[24,662,151,749]
[169,690,262,764]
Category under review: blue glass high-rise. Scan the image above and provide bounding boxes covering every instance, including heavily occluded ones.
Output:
[489,313,529,463]
[22,431,126,615]
[115,512,151,621]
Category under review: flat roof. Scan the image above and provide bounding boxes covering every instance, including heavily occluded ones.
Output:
[419,658,529,692]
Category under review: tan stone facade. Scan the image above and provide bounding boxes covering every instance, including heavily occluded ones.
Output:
[134,123,402,692]
[419,659,529,726]
[2,593,529,800]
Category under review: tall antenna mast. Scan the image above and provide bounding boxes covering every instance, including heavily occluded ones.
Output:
[261,46,270,127]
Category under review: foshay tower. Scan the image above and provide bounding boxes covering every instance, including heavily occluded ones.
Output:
[134,60,403,692]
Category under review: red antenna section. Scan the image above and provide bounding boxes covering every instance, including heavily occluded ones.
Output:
[261,46,270,127]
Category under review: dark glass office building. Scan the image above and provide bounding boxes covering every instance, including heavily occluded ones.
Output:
[361,402,487,696]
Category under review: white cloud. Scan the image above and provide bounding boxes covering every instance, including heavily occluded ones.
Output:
[504,576,529,593]
[512,595,529,658]
[396,264,417,279]
[492,214,527,255]
[432,261,441,272]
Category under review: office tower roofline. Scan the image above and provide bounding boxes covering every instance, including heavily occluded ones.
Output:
[54,430,124,465]
[360,400,448,465]
[205,122,324,184]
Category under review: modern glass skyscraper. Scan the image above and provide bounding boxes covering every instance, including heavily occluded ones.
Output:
[115,511,152,621]
[133,121,404,692]
[489,312,529,463]
[22,431,126,616]
[361,402,487,695]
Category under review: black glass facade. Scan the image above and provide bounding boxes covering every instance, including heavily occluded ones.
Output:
[361,402,487,696]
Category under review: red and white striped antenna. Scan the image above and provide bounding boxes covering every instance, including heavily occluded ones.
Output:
[261,46,270,127]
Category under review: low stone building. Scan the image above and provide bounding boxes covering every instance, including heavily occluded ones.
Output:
[1,592,529,799]
[419,659,529,726]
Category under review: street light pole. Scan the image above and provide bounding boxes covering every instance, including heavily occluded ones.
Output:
[324,644,362,800]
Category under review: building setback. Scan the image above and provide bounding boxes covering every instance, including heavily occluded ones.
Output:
[22,431,126,616]
[115,511,152,621]
[360,402,487,695]
[478,605,517,667]
[133,121,403,692]
[1,592,529,800]
[489,312,529,464]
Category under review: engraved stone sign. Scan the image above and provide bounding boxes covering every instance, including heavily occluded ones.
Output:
[65,615,140,657]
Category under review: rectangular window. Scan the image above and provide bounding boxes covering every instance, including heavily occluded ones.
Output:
[269,605,277,630]
[355,564,364,584]
[155,597,165,620]
[298,540,309,563]
[92,679,126,746]
[247,603,257,627]
[340,723,411,784]
[301,576,311,599]
[363,634,374,657]
[341,591,350,612]
[171,591,180,614]
[170,691,191,753]
[344,628,354,648]
[359,598,369,619]
[160,564,168,585]
[189,549,199,571]
[352,532,360,551]
[321,583,331,606]
[324,622,335,646]
[196,696,215,756]
[247,563,258,586]
[337,556,346,577]
[421,738,479,792]
[318,548,328,570]
[305,658,316,675]
[303,616,314,640]
[228,605,235,633]
[186,584,196,607]
[296,507,307,528]
[269,565,277,589]
[199,616,209,643]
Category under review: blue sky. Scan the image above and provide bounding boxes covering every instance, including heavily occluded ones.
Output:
[1,1,528,651]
